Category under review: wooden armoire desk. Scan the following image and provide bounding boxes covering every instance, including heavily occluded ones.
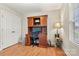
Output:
[25,15,48,48]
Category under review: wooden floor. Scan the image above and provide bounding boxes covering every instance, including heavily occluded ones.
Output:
[0,43,66,56]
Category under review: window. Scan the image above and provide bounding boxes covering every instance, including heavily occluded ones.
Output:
[74,5,79,45]
[70,4,79,46]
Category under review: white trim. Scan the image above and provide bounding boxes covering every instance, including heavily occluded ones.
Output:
[0,4,22,17]
[62,46,71,56]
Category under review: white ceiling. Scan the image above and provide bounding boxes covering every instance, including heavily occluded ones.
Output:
[1,3,63,15]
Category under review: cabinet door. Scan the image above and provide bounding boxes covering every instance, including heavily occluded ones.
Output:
[40,16,47,26]
[25,34,31,46]
[39,33,47,48]
[28,17,34,27]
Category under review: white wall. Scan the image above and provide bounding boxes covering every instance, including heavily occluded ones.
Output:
[0,5,21,50]
[22,11,61,45]
[21,17,28,45]
[61,4,71,55]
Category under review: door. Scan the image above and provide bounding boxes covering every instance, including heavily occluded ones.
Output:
[0,9,2,50]
[0,9,8,49]
[0,9,21,50]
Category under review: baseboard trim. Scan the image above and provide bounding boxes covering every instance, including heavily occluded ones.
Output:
[0,42,21,52]
[62,47,71,56]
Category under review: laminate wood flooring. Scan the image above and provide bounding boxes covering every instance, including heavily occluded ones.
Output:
[0,43,66,56]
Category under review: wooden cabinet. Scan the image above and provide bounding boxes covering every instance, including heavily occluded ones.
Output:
[25,34,31,46]
[28,15,47,27]
[28,17,34,27]
[26,15,48,47]
[40,15,47,26]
